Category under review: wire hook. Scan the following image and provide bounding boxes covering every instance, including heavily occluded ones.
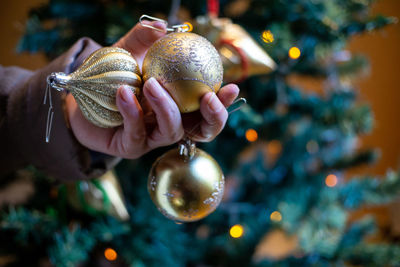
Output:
[139,14,190,32]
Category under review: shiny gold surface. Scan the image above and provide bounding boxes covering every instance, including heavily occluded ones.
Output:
[194,16,276,83]
[66,170,130,221]
[142,32,223,113]
[148,147,224,222]
[51,47,142,127]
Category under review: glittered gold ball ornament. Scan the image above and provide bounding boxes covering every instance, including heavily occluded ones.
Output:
[47,47,142,128]
[148,143,224,222]
[142,32,223,113]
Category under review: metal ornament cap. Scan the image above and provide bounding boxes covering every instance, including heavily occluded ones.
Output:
[142,32,223,113]
[148,147,225,222]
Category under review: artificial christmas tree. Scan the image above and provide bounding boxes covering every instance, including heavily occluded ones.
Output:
[1,0,400,266]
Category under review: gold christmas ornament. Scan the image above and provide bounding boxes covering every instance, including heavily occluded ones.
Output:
[194,16,277,83]
[47,47,142,128]
[65,170,130,221]
[142,32,223,113]
[148,141,224,222]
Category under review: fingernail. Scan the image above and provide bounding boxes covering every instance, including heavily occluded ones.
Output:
[146,77,166,99]
[119,86,132,103]
[151,21,167,31]
[207,92,222,112]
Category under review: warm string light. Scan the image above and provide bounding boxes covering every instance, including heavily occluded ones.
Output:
[289,46,301,59]
[230,224,244,238]
[262,30,274,43]
[104,248,117,261]
[267,140,282,155]
[325,174,338,187]
[270,211,282,222]
[183,22,193,32]
[245,129,258,142]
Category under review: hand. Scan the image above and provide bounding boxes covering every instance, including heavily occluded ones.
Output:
[66,21,239,159]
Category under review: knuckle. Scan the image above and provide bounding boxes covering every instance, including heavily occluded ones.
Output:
[170,129,184,143]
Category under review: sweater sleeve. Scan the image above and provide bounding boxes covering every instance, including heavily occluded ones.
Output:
[0,38,121,181]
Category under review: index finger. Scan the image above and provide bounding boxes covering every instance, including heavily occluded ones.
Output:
[113,21,167,68]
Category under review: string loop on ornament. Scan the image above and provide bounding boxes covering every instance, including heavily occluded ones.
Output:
[139,14,190,32]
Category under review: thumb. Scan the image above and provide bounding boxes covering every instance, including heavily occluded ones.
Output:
[113,21,167,67]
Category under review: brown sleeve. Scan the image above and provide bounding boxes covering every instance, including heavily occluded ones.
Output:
[0,38,121,181]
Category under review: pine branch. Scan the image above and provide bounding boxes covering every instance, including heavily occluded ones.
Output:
[340,171,400,209]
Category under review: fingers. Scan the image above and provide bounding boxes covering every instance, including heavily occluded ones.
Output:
[114,85,148,158]
[113,21,167,67]
[217,84,240,107]
[143,78,184,148]
[188,84,240,142]
[189,92,228,142]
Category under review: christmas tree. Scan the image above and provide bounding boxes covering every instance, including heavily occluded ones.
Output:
[2,0,400,266]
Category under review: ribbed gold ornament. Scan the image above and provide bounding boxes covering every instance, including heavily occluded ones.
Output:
[47,47,142,128]
[142,32,223,113]
[148,144,224,222]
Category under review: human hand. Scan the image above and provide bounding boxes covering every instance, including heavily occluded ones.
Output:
[66,21,239,159]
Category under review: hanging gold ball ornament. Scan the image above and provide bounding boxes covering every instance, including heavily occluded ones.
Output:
[148,143,224,222]
[47,47,142,128]
[142,32,223,113]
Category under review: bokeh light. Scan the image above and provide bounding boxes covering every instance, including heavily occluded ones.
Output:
[325,174,338,187]
[245,129,258,142]
[262,30,274,43]
[306,140,319,154]
[104,248,117,261]
[267,140,282,155]
[183,22,193,32]
[230,224,244,238]
[270,211,282,222]
[289,46,301,59]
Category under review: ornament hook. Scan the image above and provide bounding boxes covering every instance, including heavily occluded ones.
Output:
[43,83,54,143]
[44,72,69,143]
[227,97,247,114]
[139,14,190,32]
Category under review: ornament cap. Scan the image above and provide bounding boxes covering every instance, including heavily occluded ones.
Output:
[47,72,70,91]
[179,139,196,159]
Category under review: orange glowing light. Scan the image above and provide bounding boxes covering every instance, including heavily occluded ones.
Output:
[289,46,301,59]
[104,248,117,261]
[325,174,338,187]
[262,30,274,43]
[230,224,244,238]
[267,140,282,155]
[245,129,258,142]
[183,22,193,32]
[270,211,282,222]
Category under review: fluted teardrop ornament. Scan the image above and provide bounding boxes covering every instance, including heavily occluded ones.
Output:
[47,47,142,128]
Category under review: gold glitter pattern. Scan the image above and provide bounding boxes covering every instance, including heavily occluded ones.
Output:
[142,32,223,113]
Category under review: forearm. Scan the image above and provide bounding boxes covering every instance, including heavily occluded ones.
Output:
[0,38,120,181]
